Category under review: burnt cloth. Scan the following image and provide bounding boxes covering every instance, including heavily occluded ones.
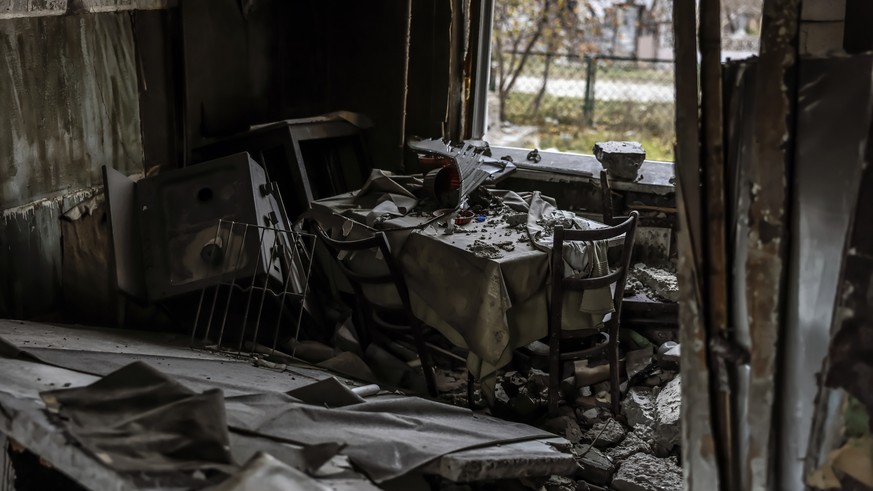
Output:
[40,361,236,473]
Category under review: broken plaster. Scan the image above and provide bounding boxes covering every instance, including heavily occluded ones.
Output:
[1,186,102,224]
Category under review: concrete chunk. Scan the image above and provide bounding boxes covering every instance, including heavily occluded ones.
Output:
[653,375,681,454]
[622,387,656,430]
[573,446,615,485]
[544,475,577,491]
[581,418,627,448]
[607,429,653,461]
[593,141,646,180]
[544,415,584,444]
[633,264,679,303]
[577,406,608,423]
[612,453,682,491]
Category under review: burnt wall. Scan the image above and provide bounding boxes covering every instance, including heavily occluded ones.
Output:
[0,13,145,317]
[0,13,143,209]
[0,0,458,319]
[182,0,416,171]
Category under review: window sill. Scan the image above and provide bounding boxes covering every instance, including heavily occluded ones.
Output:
[490,146,675,196]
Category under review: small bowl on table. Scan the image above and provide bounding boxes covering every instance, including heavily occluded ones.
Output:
[454,210,475,225]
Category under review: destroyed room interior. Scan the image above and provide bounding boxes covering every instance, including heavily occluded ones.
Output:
[0,0,871,490]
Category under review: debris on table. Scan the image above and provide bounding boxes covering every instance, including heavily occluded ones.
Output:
[467,240,505,259]
[409,138,517,207]
[494,241,515,252]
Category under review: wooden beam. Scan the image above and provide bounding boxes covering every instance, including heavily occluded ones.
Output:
[673,0,722,489]
[744,0,800,489]
[698,0,738,488]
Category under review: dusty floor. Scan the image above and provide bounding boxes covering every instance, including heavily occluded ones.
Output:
[434,340,683,491]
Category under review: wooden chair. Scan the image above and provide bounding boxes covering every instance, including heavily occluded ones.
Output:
[600,169,615,225]
[313,225,438,396]
[547,211,639,414]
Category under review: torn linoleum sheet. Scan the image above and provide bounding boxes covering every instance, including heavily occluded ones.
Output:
[222,391,553,482]
[40,361,236,473]
[228,434,342,477]
[211,452,331,491]
[285,376,366,407]
[37,361,346,481]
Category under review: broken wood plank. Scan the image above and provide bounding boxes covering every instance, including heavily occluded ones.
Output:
[744,0,801,488]
[699,0,736,486]
[672,0,722,489]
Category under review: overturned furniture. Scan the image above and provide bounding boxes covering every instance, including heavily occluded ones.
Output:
[193,112,374,219]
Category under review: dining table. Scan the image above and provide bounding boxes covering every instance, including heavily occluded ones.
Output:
[307,169,619,402]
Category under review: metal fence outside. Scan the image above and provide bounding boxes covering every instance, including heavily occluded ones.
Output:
[494,53,676,161]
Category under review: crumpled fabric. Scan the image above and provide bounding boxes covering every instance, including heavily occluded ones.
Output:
[310,169,424,228]
[526,190,613,324]
[222,391,552,483]
[40,361,237,474]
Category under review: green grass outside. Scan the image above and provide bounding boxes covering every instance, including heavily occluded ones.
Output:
[502,92,675,162]
[531,125,675,162]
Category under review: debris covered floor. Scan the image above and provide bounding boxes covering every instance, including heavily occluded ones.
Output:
[0,157,682,491]
[436,337,683,491]
[0,320,579,490]
[0,314,683,490]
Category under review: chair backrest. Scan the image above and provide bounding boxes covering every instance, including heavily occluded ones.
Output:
[550,211,639,320]
[312,224,413,315]
[600,169,614,225]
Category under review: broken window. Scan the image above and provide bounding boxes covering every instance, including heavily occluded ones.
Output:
[474,0,677,163]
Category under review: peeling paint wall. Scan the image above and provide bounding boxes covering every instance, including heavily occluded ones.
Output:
[0,0,173,19]
[181,0,413,172]
[0,12,144,317]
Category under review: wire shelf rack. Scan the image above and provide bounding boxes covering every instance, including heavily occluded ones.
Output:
[189,218,317,357]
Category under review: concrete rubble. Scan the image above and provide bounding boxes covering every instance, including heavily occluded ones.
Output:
[574,446,615,485]
[544,475,579,491]
[611,453,683,491]
[607,425,654,461]
[544,415,584,444]
[632,264,680,303]
[622,387,657,429]
[436,323,682,490]
[593,141,647,180]
[581,418,627,448]
[653,375,682,455]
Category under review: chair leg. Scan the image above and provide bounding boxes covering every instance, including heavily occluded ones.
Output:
[411,319,438,397]
[548,333,562,413]
[467,371,476,410]
[609,335,620,415]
